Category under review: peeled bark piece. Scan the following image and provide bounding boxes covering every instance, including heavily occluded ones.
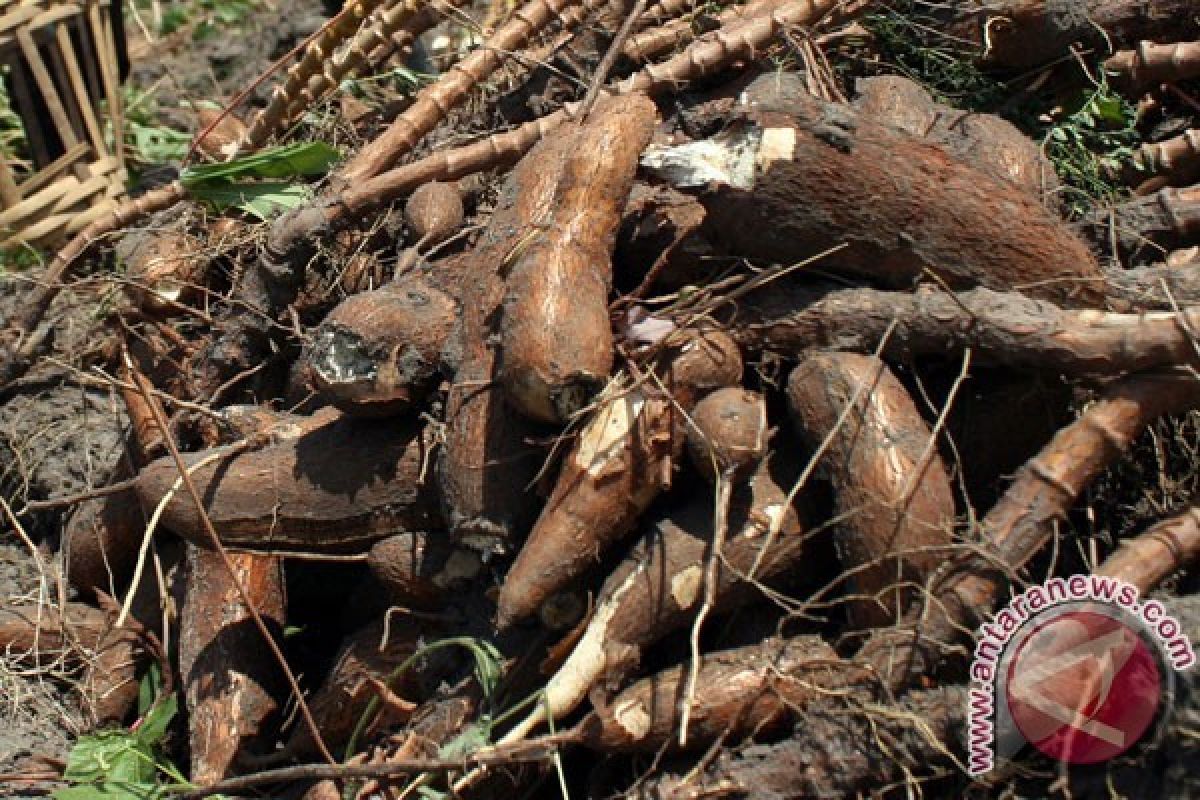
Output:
[404,181,464,245]
[180,546,285,785]
[499,94,659,423]
[64,487,146,598]
[1106,40,1200,90]
[738,283,1200,375]
[576,635,872,753]
[134,412,441,552]
[367,533,481,608]
[859,372,1200,691]
[1080,185,1200,264]
[1098,506,1200,593]
[496,330,743,629]
[787,353,956,629]
[646,94,1104,307]
[852,75,1060,201]
[636,686,965,800]
[945,1,1199,69]
[305,277,456,416]
[500,455,809,742]
[282,617,425,759]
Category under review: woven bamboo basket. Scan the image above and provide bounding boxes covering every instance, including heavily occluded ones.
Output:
[0,0,126,250]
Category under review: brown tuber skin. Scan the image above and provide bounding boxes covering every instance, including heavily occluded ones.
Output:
[404,181,464,246]
[305,275,456,416]
[787,353,956,629]
[180,547,284,784]
[647,92,1105,307]
[852,75,1060,201]
[368,532,481,608]
[499,94,659,423]
[134,411,441,552]
[63,486,146,598]
[496,329,743,630]
[575,635,871,753]
[685,387,767,484]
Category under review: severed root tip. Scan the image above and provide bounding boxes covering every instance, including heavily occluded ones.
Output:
[303,278,456,416]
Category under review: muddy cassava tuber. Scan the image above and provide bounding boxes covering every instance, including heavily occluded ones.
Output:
[575,635,871,753]
[499,94,658,423]
[787,352,956,629]
[304,275,456,416]
[134,411,440,552]
[496,329,743,629]
[643,89,1105,307]
[499,455,809,744]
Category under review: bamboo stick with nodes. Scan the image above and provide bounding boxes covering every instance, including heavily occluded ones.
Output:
[1123,128,1200,190]
[243,0,393,149]
[335,0,596,184]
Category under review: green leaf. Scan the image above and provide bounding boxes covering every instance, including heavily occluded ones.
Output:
[61,731,157,785]
[137,664,161,717]
[135,694,177,747]
[187,181,310,220]
[54,783,161,800]
[127,121,191,164]
[179,141,339,188]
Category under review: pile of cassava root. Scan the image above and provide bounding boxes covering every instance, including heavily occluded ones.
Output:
[4,0,1200,797]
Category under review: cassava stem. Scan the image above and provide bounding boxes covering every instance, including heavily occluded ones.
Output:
[738,284,1200,376]
[1106,39,1200,90]
[857,371,1200,691]
[336,0,591,184]
[267,0,850,257]
[1097,506,1200,593]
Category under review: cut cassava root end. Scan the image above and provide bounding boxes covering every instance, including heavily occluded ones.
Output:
[304,276,456,416]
